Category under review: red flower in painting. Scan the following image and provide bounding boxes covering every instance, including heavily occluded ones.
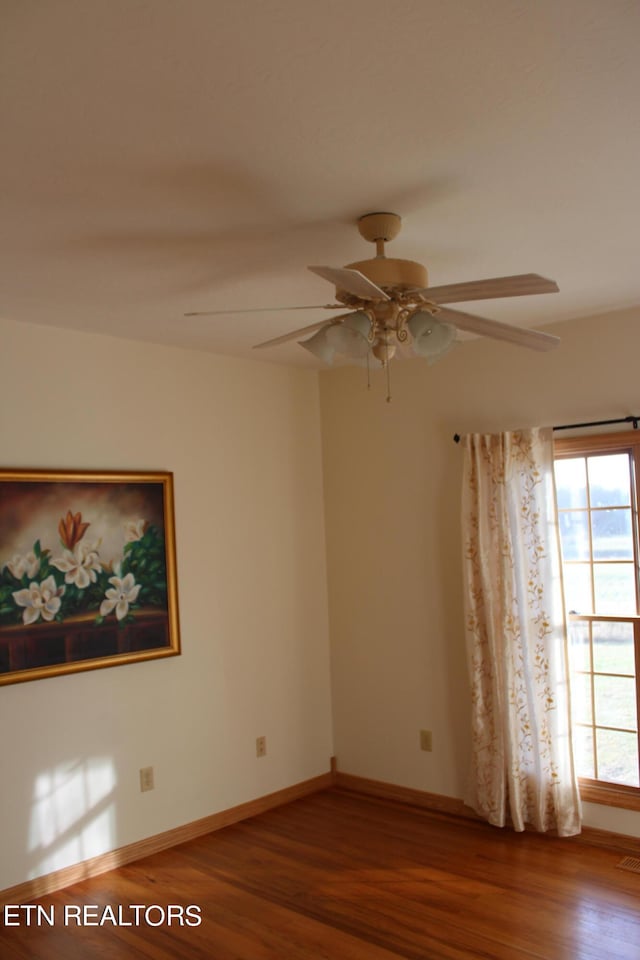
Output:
[58,511,90,550]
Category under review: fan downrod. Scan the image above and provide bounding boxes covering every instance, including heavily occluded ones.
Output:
[348,211,428,293]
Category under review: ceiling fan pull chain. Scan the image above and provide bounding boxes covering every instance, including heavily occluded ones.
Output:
[385,342,392,403]
[366,350,371,391]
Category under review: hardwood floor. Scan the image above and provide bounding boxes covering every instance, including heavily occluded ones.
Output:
[2,788,640,959]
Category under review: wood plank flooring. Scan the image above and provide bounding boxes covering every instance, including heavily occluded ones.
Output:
[2,788,640,959]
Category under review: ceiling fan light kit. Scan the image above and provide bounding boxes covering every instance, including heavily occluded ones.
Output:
[325,311,373,359]
[298,326,337,365]
[187,210,561,400]
[408,313,457,364]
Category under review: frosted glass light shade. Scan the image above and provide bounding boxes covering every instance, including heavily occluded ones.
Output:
[298,326,335,364]
[408,311,456,364]
[326,310,372,359]
[344,310,373,339]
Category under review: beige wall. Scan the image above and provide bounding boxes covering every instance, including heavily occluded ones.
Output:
[0,317,333,890]
[3,302,639,892]
[320,305,640,837]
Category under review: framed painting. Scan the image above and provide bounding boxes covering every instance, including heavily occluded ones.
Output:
[0,469,180,685]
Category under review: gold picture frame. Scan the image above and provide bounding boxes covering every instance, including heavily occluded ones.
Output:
[0,469,180,685]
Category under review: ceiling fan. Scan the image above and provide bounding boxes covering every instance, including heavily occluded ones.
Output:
[186,211,560,384]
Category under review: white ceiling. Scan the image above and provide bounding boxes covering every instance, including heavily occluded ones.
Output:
[2,0,639,367]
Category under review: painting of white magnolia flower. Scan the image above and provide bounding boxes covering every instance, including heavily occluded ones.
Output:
[13,575,66,625]
[100,572,142,621]
[51,541,103,589]
[7,551,40,581]
[0,470,180,685]
[124,519,148,543]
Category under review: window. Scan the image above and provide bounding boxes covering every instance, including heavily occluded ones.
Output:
[554,432,640,809]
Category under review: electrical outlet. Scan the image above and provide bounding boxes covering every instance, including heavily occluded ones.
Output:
[420,729,433,752]
[139,766,155,792]
[256,736,267,758]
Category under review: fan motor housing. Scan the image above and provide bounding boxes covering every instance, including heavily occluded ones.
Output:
[344,257,428,294]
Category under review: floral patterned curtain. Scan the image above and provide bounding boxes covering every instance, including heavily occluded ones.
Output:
[461,427,581,836]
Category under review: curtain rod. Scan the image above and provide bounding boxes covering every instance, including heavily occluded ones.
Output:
[453,415,640,444]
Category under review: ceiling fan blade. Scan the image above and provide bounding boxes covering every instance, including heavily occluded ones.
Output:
[415,274,559,305]
[252,313,352,350]
[438,306,560,352]
[185,303,340,317]
[308,266,390,302]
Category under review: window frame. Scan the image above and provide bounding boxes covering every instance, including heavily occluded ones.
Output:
[554,430,640,811]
